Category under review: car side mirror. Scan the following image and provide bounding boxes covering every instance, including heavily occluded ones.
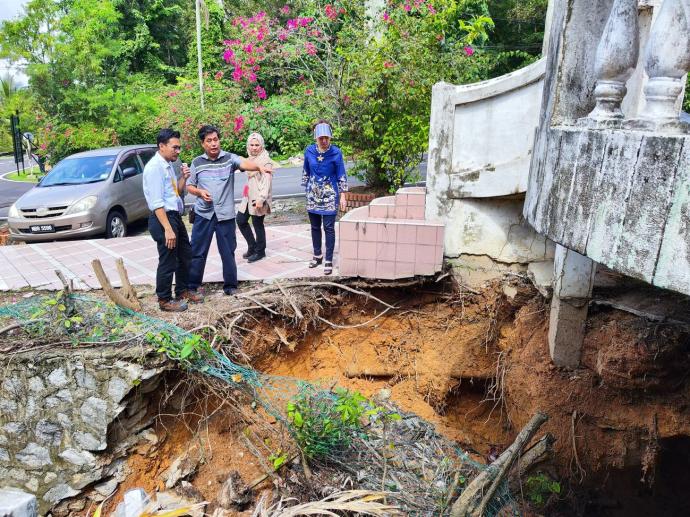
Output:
[122,166,138,179]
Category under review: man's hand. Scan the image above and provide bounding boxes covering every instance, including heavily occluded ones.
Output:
[181,163,191,180]
[339,196,347,212]
[164,227,177,249]
[199,189,212,202]
[254,199,264,210]
[259,164,273,175]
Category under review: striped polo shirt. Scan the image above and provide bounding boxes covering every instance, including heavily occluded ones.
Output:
[189,150,242,221]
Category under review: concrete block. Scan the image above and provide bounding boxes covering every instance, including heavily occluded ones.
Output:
[0,488,38,517]
[548,296,588,368]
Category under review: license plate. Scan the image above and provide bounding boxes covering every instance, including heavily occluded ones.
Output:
[30,224,55,233]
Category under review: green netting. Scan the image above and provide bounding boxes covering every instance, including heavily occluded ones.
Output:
[0,293,519,516]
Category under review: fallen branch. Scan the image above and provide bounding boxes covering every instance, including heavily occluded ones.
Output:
[344,363,492,380]
[450,411,549,517]
[509,434,555,490]
[91,259,142,312]
[0,319,46,336]
[115,258,140,306]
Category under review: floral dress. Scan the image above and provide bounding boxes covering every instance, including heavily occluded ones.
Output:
[301,144,348,215]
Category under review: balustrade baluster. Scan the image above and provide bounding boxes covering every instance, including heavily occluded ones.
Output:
[588,0,640,120]
[639,0,690,122]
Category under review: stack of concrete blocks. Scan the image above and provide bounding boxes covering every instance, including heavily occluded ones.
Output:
[338,187,445,279]
[524,0,689,366]
[425,51,555,286]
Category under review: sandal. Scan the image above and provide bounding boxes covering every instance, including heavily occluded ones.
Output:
[324,261,333,275]
[309,255,323,268]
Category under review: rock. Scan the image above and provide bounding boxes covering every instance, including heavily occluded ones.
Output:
[80,397,109,430]
[59,448,96,467]
[163,447,201,489]
[94,478,119,497]
[48,368,69,387]
[217,471,251,509]
[0,488,38,517]
[67,499,86,512]
[43,484,80,504]
[28,377,45,393]
[24,478,39,493]
[176,481,205,503]
[75,370,97,390]
[16,443,51,469]
[527,260,554,298]
[3,422,26,435]
[35,420,63,446]
[108,377,130,403]
[0,448,9,461]
[74,431,106,451]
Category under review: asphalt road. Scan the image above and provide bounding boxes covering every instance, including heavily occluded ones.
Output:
[0,157,35,218]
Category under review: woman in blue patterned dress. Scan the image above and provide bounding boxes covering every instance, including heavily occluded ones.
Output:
[301,120,348,275]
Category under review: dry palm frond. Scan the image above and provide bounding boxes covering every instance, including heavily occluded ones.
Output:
[140,502,208,517]
[269,490,404,517]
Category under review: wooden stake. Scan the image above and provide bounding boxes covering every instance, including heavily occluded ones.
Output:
[91,259,142,312]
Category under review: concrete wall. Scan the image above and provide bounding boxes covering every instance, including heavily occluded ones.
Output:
[0,347,167,514]
[426,58,554,263]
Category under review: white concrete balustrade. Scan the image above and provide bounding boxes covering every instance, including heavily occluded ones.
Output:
[589,0,690,125]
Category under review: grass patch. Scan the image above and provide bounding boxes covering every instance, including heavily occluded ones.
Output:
[5,167,41,183]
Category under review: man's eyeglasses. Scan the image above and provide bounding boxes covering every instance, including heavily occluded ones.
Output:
[170,145,182,151]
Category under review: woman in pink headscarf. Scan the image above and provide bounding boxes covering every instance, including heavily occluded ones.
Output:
[237,132,273,262]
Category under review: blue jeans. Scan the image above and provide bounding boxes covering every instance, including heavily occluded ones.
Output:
[308,212,336,262]
[189,214,237,291]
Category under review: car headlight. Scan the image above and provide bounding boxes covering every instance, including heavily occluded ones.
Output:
[64,196,98,215]
[8,203,19,218]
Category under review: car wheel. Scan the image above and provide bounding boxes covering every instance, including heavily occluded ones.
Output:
[106,210,127,238]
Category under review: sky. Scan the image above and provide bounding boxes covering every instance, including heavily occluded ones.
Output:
[1,0,29,85]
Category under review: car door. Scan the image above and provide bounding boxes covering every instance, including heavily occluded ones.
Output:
[136,148,157,218]
[113,151,144,221]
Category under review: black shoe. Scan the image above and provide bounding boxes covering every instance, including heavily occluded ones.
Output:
[247,252,265,263]
[242,249,254,259]
[224,287,238,296]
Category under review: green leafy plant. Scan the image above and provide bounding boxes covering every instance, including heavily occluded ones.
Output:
[29,290,82,335]
[286,386,375,459]
[268,450,289,470]
[525,472,561,507]
[146,331,212,364]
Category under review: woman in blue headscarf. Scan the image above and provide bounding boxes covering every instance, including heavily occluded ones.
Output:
[301,120,348,275]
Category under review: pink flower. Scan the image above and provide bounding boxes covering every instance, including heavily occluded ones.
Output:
[325,4,338,20]
[248,72,257,82]
[247,57,256,65]
[383,61,394,68]
[234,115,245,133]
[286,18,298,30]
[278,30,288,41]
[223,49,235,63]
[383,12,390,22]
[305,88,313,95]
[214,71,224,80]
[403,4,411,12]
[255,85,267,100]
[280,5,290,15]
[464,46,475,56]
[298,17,313,27]
[427,3,436,14]
[39,143,47,150]
[254,105,265,114]
[243,43,253,53]
[232,66,243,82]
[305,41,317,55]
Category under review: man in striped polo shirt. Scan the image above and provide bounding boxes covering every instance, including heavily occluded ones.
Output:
[186,125,272,296]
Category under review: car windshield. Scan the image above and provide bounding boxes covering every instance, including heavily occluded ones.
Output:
[39,155,116,187]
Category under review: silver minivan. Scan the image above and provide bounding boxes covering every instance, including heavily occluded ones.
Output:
[8,145,158,242]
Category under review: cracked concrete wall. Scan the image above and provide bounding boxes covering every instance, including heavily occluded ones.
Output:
[0,347,167,514]
[426,58,554,263]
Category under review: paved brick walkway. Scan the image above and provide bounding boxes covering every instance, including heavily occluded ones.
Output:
[0,224,339,291]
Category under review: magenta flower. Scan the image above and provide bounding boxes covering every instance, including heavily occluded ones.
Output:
[278,30,288,41]
[214,71,224,80]
[234,115,245,133]
[223,49,235,63]
[232,66,243,82]
[403,4,411,12]
[280,5,290,15]
[325,4,338,20]
[287,18,298,30]
[255,85,267,100]
[305,42,317,55]
[464,46,475,56]
[383,12,390,22]
[243,43,253,53]
[248,72,257,82]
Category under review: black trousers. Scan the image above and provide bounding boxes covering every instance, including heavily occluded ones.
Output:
[148,211,192,301]
[308,212,336,262]
[236,207,266,254]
